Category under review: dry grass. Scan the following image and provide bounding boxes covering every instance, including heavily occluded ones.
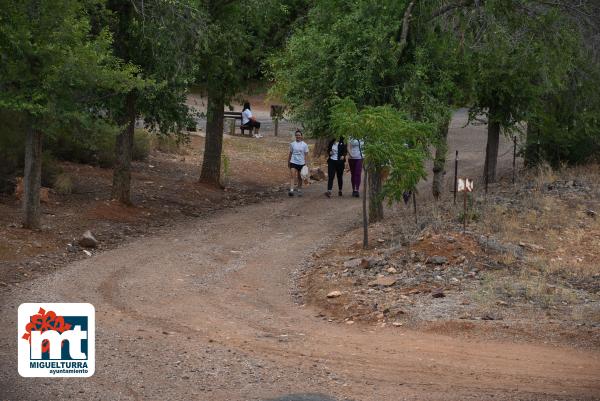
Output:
[474,268,581,311]
[472,163,600,310]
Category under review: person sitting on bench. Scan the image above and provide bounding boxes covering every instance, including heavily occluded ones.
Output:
[241,102,262,138]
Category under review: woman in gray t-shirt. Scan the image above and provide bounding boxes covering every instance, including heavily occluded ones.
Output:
[347,138,364,197]
[287,130,309,196]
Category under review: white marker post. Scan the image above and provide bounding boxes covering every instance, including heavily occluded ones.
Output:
[457,178,473,232]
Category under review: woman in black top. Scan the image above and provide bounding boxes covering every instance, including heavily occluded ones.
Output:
[325,136,347,197]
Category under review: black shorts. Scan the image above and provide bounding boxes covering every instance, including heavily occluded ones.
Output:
[289,162,304,171]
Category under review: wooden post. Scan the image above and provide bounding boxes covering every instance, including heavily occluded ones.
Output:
[512,136,517,184]
[412,191,417,226]
[270,105,284,138]
[362,166,368,249]
[463,189,467,233]
[453,150,458,205]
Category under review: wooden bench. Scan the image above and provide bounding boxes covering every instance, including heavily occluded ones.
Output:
[223,111,253,136]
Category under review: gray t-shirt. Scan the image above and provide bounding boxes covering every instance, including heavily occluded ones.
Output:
[289,141,309,165]
[242,109,252,125]
[348,138,364,159]
[330,142,339,160]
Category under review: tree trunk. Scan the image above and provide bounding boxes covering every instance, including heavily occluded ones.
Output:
[368,165,384,222]
[22,122,43,229]
[484,108,501,184]
[312,137,329,158]
[432,118,450,200]
[112,91,136,204]
[200,88,224,187]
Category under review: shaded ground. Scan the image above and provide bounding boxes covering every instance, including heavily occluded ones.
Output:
[0,133,296,286]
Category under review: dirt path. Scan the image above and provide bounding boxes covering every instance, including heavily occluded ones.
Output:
[1,115,599,401]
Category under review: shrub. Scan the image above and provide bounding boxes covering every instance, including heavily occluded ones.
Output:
[155,135,187,154]
[41,153,63,188]
[132,129,152,161]
[221,153,230,180]
[53,173,73,195]
[48,126,116,168]
[525,54,600,167]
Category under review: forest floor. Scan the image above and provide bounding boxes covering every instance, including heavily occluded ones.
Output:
[0,131,294,287]
[302,165,600,351]
[1,108,599,401]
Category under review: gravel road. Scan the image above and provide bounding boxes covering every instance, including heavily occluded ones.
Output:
[1,112,599,401]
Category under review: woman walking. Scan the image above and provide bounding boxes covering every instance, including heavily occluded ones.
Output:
[347,137,364,197]
[325,136,347,197]
[288,130,309,196]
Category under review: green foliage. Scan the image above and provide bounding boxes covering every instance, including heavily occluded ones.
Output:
[104,0,201,137]
[464,2,578,133]
[132,130,152,161]
[192,0,303,103]
[330,98,434,201]
[526,49,600,166]
[457,193,480,223]
[154,134,186,155]
[41,153,63,188]
[0,0,142,130]
[270,0,415,136]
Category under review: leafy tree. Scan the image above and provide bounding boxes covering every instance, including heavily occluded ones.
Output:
[196,0,304,187]
[105,0,203,203]
[524,2,600,166]
[271,0,465,211]
[525,50,600,166]
[331,98,433,246]
[0,0,140,228]
[462,1,578,183]
[270,0,413,138]
[395,22,467,200]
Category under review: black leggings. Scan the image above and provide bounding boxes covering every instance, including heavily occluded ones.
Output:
[327,159,344,191]
[242,120,261,130]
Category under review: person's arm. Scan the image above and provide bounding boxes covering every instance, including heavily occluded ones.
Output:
[288,143,292,165]
[248,110,257,122]
[304,144,309,166]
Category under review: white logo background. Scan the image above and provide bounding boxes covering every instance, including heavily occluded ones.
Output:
[18,303,95,377]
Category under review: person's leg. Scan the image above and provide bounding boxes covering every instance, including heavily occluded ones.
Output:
[336,160,344,194]
[326,159,335,196]
[242,123,252,136]
[289,166,296,195]
[349,159,357,190]
[354,159,363,191]
[296,168,303,194]
[250,121,260,137]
